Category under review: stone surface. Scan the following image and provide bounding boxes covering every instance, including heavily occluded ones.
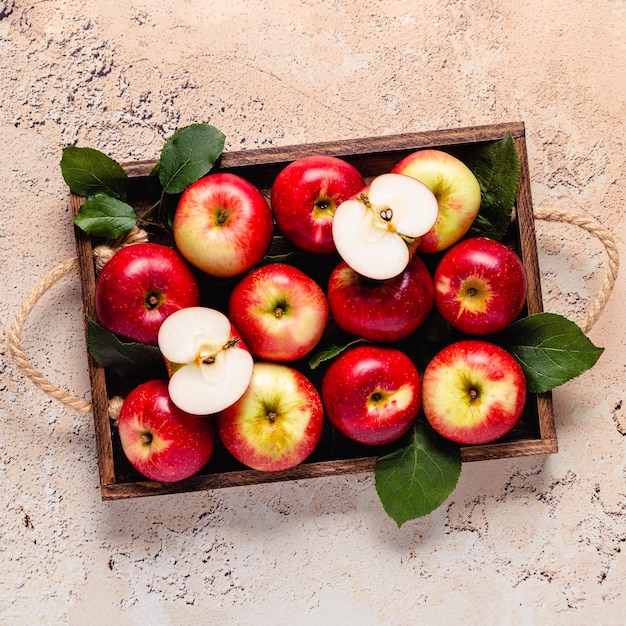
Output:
[1,1,625,623]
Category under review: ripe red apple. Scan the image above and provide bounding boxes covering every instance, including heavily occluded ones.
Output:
[117,379,216,482]
[327,254,434,342]
[216,362,324,471]
[434,236,527,335]
[270,154,366,254]
[392,149,481,253]
[321,345,421,446]
[421,340,527,444]
[173,172,274,278]
[95,242,200,345]
[228,262,329,362]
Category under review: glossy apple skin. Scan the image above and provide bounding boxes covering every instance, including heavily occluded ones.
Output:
[270,154,366,254]
[422,340,527,444]
[321,345,421,446]
[434,237,527,335]
[173,172,274,278]
[216,362,324,471]
[392,149,481,253]
[117,379,216,482]
[95,242,201,345]
[228,262,329,361]
[327,254,434,342]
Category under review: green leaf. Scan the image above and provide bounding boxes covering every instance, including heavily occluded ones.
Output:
[466,133,520,240]
[307,337,369,369]
[157,123,226,194]
[503,312,604,393]
[375,420,461,527]
[60,146,128,200]
[74,194,138,239]
[86,317,164,377]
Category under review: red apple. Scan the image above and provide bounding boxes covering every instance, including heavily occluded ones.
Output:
[173,172,274,278]
[216,362,324,471]
[95,242,200,345]
[327,254,434,342]
[321,345,421,446]
[421,340,527,444]
[392,149,481,253]
[270,154,366,254]
[434,236,527,335]
[117,379,216,482]
[228,262,329,362]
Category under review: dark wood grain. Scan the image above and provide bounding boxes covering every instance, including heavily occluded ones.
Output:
[71,121,558,500]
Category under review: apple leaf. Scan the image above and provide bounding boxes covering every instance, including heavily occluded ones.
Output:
[73,193,138,239]
[157,123,226,195]
[502,312,604,393]
[466,133,520,241]
[86,316,164,377]
[61,146,129,200]
[307,337,369,369]
[375,420,461,527]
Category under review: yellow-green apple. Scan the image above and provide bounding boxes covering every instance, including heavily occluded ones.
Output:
[157,306,254,415]
[216,362,324,471]
[95,242,200,346]
[434,236,527,335]
[228,262,329,361]
[327,254,434,342]
[392,149,481,253]
[173,172,274,278]
[117,379,216,482]
[421,340,527,444]
[321,345,421,446]
[331,173,438,280]
[270,154,366,254]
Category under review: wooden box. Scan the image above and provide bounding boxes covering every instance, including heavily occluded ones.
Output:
[71,121,557,501]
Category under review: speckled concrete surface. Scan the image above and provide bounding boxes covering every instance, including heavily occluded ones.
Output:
[1,1,625,623]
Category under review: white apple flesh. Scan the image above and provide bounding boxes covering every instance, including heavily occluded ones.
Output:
[332,173,438,280]
[157,306,254,415]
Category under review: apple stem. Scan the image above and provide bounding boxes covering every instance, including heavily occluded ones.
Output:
[469,389,478,400]
[222,338,240,351]
[216,208,231,226]
[140,432,153,445]
[267,411,277,423]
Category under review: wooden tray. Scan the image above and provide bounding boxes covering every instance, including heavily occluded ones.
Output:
[71,121,557,501]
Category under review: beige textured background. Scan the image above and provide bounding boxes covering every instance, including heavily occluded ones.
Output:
[1,1,625,623]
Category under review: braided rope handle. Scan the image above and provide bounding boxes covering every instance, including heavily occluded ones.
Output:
[6,211,620,413]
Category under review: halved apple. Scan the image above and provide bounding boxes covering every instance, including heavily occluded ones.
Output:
[157,306,254,415]
[331,173,438,280]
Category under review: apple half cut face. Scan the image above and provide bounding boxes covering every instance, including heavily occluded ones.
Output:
[157,306,254,415]
[331,173,439,280]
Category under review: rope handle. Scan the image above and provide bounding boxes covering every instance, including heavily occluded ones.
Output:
[7,211,620,413]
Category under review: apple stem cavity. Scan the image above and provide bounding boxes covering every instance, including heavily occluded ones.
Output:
[140,432,153,446]
[216,208,231,226]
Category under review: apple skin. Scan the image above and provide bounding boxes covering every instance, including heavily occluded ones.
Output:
[173,172,274,278]
[216,362,324,471]
[95,242,201,345]
[392,149,481,253]
[228,262,329,362]
[321,345,421,446]
[433,236,527,335]
[117,379,216,482]
[421,340,527,444]
[270,154,366,254]
[327,254,435,342]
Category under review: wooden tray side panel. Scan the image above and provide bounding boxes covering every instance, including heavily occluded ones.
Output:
[70,195,117,487]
